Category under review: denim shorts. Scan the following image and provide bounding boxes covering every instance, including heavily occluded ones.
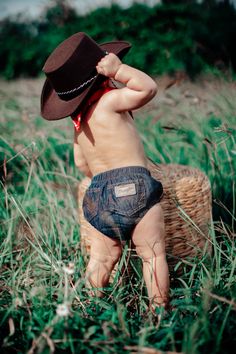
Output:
[82,166,163,242]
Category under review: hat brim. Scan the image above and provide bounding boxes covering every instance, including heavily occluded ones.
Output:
[41,40,131,120]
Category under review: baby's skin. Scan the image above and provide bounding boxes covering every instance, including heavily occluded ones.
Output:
[74,53,169,308]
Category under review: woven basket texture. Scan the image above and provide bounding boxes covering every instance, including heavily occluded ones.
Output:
[77,161,212,275]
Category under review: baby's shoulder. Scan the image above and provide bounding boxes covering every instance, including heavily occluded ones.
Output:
[96,89,120,113]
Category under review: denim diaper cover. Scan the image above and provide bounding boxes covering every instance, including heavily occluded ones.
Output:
[82,166,163,241]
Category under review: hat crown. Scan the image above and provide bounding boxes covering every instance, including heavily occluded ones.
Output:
[43,32,105,99]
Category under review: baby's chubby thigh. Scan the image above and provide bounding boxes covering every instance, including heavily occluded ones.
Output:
[89,225,122,263]
[132,203,166,261]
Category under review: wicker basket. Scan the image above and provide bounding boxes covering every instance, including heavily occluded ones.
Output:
[77,161,212,275]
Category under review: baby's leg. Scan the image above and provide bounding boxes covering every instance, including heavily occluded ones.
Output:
[132,204,169,308]
[86,226,122,297]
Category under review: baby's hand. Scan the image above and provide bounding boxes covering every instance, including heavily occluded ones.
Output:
[96,53,122,78]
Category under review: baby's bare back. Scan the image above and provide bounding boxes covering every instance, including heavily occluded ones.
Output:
[75,101,147,176]
[74,54,158,177]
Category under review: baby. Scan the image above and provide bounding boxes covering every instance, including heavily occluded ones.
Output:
[41,32,169,308]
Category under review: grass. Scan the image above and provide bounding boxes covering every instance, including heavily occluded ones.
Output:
[0,75,235,354]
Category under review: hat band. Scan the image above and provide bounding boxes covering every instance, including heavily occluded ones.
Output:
[56,74,98,98]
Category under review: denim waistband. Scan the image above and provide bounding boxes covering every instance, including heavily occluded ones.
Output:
[92,166,150,182]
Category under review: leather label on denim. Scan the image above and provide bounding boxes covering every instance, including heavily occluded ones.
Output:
[114,183,136,198]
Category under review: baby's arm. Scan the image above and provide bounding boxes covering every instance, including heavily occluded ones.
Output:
[96,53,157,111]
[74,134,92,178]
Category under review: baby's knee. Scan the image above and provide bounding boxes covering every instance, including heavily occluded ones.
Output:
[135,241,166,261]
[90,244,122,264]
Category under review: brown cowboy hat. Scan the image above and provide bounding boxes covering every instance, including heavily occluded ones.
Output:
[41,32,131,120]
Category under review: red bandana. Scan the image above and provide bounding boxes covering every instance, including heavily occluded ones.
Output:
[71,80,115,131]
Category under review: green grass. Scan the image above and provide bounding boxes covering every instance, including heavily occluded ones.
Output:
[0,76,235,353]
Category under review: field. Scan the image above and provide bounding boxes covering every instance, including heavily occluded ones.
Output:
[0,75,235,353]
